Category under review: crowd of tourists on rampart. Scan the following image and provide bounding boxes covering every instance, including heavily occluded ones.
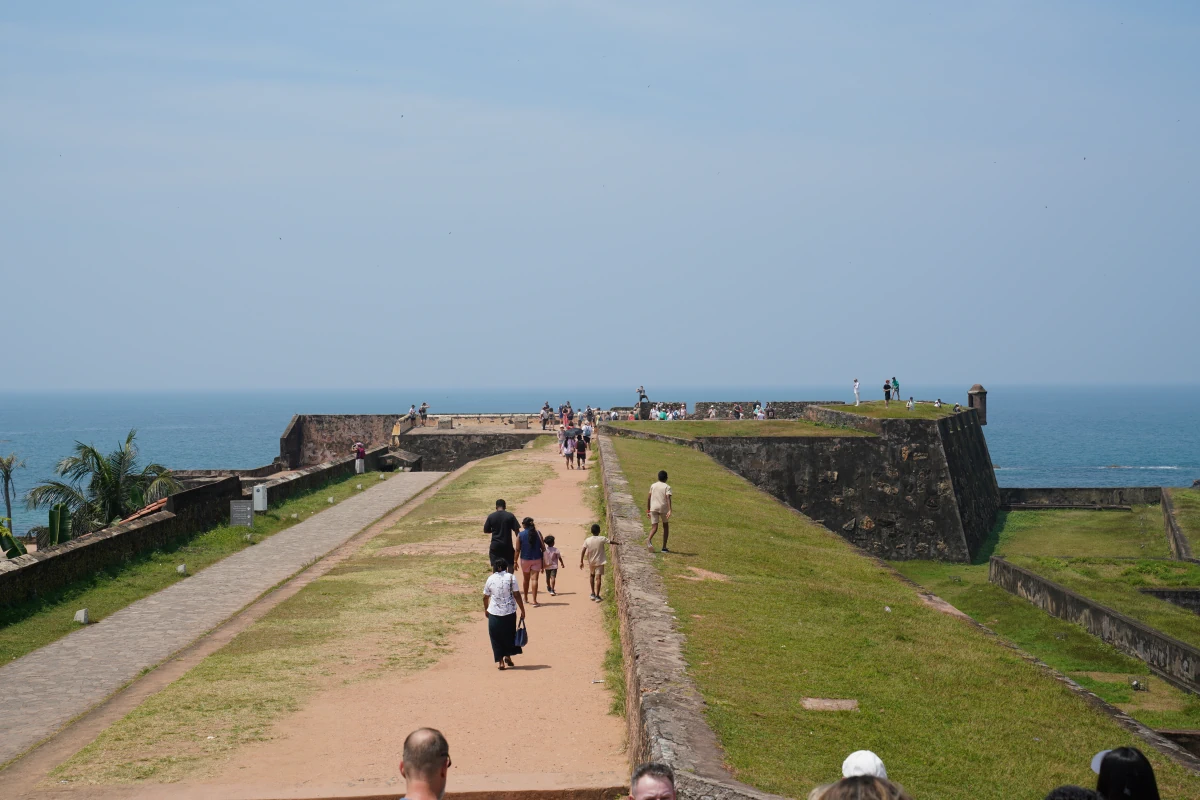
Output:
[395,727,1164,800]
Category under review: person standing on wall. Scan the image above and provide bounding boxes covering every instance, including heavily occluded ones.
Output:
[418,402,429,427]
[891,377,900,404]
[853,378,860,406]
[646,470,673,553]
[483,499,521,572]
[883,379,891,408]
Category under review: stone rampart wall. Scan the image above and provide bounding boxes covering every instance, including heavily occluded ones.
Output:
[989,557,1200,693]
[764,400,845,419]
[396,433,544,471]
[692,401,760,419]
[1162,490,1196,561]
[802,405,885,433]
[999,487,1163,507]
[279,414,304,469]
[939,412,1002,557]
[260,447,387,506]
[297,414,399,466]
[597,434,788,800]
[1140,588,1200,614]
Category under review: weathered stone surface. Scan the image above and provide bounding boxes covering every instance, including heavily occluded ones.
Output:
[1162,489,1195,562]
[1140,588,1200,615]
[73,608,89,625]
[397,432,544,471]
[176,563,187,576]
[437,418,454,430]
[1000,487,1162,507]
[990,557,1200,694]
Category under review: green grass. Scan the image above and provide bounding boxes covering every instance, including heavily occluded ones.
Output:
[823,401,958,420]
[892,560,1200,730]
[1007,556,1200,650]
[53,449,554,785]
[982,507,1171,560]
[606,419,871,440]
[1171,488,1200,552]
[584,448,626,716]
[608,436,1200,800]
[1,471,385,664]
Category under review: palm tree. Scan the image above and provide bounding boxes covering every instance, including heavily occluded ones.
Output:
[0,453,24,537]
[27,430,181,534]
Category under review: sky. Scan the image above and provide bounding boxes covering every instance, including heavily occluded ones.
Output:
[2,1,1198,391]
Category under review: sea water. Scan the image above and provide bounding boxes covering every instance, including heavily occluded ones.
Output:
[1,386,1196,536]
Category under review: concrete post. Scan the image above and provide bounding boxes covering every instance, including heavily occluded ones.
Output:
[968,384,988,425]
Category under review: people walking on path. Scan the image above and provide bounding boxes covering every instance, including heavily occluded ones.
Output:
[483,499,520,571]
[398,727,452,800]
[580,524,609,601]
[517,517,546,606]
[482,559,525,670]
[562,436,576,469]
[543,534,563,596]
[883,380,891,408]
[646,470,673,552]
[582,421,593,446]
[575,435,588,469]
[853,378,860,406]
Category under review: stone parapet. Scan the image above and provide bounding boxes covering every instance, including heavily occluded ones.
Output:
[597,434,789,800]
[989,557,1200,694]
[1162,489,1196,562]
[1000,487,1164,507]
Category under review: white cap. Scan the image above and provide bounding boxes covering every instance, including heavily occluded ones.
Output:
[1091,750,1112,774]
[842,750,887,779]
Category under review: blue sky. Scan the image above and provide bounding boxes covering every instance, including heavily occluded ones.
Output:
[2,2,1197,390]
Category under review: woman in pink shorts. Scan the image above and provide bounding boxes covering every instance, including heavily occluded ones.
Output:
[517,517,546,606]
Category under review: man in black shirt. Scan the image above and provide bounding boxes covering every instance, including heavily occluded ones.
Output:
[483,499,520,569]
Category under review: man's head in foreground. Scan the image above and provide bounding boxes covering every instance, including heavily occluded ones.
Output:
[629,762,676,800]
[399,727,450,800]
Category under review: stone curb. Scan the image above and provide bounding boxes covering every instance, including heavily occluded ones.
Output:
[596,434,788,800]
[1162,489,1198,563]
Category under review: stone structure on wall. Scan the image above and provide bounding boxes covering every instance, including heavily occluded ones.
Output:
[606,404,1001,562]
[279,414,400,468]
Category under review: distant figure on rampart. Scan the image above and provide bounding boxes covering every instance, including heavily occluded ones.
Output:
[418,402,429,426]
[407,404,417,425]
[637,385,647,403]
[708,406,717,419]
[883,380,891,408]
[353,441,366,474]
[854,378,860,406]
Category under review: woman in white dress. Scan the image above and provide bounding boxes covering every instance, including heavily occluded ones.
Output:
[483,558,526,670]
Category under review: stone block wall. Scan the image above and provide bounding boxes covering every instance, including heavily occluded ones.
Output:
[395,433,545,471]
[939,412,1002,557]
[999,487,1163,507]
[764,400,845,419]
[1140,588,1200,614]
[692,401,760,419]
[990,557,1200,694]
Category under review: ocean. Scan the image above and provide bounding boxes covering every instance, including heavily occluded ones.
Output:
[1,386,1196,536]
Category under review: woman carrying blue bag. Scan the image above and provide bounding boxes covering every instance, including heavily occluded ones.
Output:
[483,558,526,670]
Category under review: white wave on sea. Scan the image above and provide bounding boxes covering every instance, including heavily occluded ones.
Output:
[1097,465,1182,470]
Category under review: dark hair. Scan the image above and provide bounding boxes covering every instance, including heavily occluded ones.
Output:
[544,535,555,546]
[495,499,506,509]
[522,517,535,529]
[402,727,449,780]
[658,470,668,481]
[631,762,675,793]
[491,558,508,573]
[1097,748,1159,800]
[1045,787,1101,800]
[591,523,601,535]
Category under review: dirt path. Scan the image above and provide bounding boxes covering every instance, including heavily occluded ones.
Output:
[187,446,626,796]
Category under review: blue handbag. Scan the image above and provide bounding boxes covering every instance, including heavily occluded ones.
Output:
[514,618,528,648]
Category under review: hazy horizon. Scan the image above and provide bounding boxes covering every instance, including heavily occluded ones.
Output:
[3,2,1198,391]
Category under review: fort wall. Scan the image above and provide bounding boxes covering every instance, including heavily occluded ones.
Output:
[395,433,545,471]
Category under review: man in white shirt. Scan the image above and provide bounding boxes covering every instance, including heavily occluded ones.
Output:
[646,471,673,553]
[853,379,860,406]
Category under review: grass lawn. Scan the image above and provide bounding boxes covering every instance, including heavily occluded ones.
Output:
[52,449,554,785]
[1007,556,1200,650]
[822,401,958,420]
[980,507,1171,560]
[609,437,1200,800]
[606,420,871,440]
[893,560,1200,731]
[1170,488,1200,552]
[1,471,386,664]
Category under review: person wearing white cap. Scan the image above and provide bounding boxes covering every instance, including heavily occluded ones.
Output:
[807,751,907,800]
[842,750,887,779]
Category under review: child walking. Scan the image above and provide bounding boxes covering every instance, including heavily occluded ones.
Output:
[562,436,575,469]
[542,535,564,596]
[580,524,610,601]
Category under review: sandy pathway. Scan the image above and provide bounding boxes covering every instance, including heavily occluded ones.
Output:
[192,447,626,797]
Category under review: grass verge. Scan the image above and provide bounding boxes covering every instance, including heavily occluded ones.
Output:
[51,449,554,785]
[1005,556,1200,650]
[608,436,1200,800]
[1,471,385,664]
[892,560,1200,730]
[1170,488,1200,552]
[821,401,957,419]
[582,445,626,717]
[606,420,870,440]
[979,507,1171,560]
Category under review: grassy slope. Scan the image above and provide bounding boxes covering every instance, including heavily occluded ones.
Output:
[1,471,383,663]
[1171,488,1200,552]
[822,401,957,419]
[606,420,870,440]
[54,450,554,785]
[609,437,1199,800]
[1007,556,1200,650]
[986,507,1170,559]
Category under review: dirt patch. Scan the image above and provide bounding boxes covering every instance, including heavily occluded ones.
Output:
[802,698,859,711]
[427,582,475,595]
[372,539,486,557]
[680,567,730,582]
[918,592,971,620]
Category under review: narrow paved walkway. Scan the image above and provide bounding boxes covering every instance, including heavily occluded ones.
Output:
[0,471,444,766]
